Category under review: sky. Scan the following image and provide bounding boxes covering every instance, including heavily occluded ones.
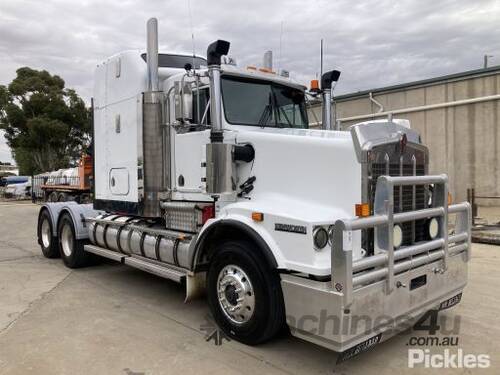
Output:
[1,0,500,163]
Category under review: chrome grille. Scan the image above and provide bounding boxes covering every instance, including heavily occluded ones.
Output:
[370,162,427,245]
[364,142,429,253]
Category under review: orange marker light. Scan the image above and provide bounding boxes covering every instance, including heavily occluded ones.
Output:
[310,79,320,91]
[355,203,370,217]
[252,212,264,222]
[448,192,453,205]
[246,65,257,71]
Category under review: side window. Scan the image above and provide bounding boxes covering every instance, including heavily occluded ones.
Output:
[192,87,210,126]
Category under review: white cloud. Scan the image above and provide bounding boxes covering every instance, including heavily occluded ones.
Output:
[1,0,500,162]
[0,131,13,163]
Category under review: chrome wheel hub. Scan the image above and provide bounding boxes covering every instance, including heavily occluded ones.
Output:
[217,265,255,324]
[60,223,73,257]
[41,219,51,248]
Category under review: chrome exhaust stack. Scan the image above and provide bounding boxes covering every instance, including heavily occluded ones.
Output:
[205,40,236,195]
[321,70,341,130]
[207,40,230,143]
[146,18,159,91]
[142,18,163,217]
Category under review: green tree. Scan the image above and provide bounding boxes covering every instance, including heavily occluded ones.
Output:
[0,67,90,175]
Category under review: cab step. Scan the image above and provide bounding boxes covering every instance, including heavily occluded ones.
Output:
[84,244,187,283]
[124,256,186,282]
[84,244,127,262]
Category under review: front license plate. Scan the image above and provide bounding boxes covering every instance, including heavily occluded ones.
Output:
[336,333,382,363]
[439,293,462,310]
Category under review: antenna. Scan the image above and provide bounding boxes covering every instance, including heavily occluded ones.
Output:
[278,21,284,73]
[320,39,324,88]
[187,0,196,69]
[187,0,201,124]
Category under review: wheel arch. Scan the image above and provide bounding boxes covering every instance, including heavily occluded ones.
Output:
[56,203,100,240]
[192,219,280,272]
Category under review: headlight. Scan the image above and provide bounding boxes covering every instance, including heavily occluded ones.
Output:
[428,217,439,239]
[393,224,403,249]
[313,227,329,250]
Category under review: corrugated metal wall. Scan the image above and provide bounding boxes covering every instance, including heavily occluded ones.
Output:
[309,67,500,205]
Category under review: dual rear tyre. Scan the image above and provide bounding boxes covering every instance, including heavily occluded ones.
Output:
[57,213,90,268]
[38,210,60,258]
[38,210,90,268]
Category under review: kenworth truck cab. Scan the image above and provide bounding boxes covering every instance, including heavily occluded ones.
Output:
[37,18,470,356]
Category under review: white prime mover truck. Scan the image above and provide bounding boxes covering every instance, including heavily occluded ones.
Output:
[36,18,471,356]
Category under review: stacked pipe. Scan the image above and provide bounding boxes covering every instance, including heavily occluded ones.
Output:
[321,70,341,130]
[205,40,235,195]
[142,18,163,217]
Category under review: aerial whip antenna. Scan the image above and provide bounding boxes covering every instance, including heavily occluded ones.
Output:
[187,0,197,69]
[278,21,284,73]
[187,0,201,123]
[320,39,324,88]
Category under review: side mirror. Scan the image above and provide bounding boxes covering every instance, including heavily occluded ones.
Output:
[174,81,193,122]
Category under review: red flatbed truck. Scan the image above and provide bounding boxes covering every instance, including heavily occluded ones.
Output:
[40,154,93,202]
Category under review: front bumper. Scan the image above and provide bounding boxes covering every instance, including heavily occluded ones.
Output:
[281,252,467,352]
[281,175,471,354]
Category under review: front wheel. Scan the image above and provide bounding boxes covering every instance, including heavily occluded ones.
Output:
[57,212,90,268]
[206,241,285,345]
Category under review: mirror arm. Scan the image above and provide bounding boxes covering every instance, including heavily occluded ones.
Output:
[196,74,201,124]
[180,73,187,123]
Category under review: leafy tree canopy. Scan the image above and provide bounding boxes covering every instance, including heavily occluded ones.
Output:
[0,67,90,175]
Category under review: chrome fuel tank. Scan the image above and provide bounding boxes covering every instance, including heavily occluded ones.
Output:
[88,215,195,269]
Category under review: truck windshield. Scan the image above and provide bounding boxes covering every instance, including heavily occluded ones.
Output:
[221,76,308,128]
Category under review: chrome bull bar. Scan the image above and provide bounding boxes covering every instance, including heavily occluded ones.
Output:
[332,174,471,307]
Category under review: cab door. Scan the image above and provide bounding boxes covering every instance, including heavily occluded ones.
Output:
[170,86,212,201]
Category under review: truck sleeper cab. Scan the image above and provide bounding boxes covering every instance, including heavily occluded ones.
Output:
[36,18,470,357]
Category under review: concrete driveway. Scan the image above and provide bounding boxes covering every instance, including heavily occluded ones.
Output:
[0,202,498,374]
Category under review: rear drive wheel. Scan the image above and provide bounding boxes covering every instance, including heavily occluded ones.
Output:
[207,241,285,345]
[37,209,60,258]
[57,212,90,268]
[48,191,58,202]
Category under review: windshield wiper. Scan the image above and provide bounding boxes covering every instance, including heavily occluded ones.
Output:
[271,89,292,127]
[277,106,292,126]
[258,92,273,127]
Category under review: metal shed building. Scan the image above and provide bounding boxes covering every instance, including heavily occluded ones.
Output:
[310,66,500,205]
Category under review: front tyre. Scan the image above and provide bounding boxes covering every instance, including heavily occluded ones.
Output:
[207,241,285,345]
[57,212,90,268]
